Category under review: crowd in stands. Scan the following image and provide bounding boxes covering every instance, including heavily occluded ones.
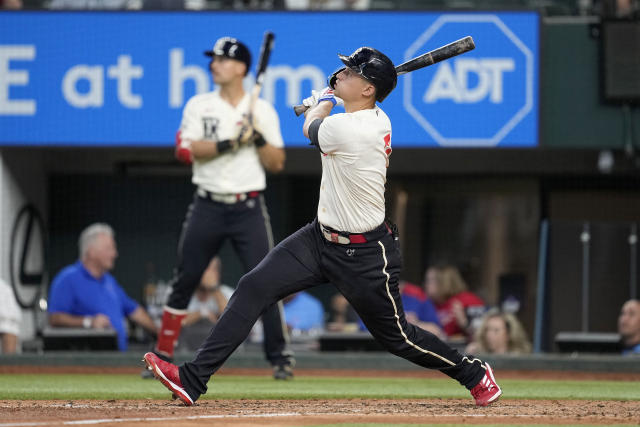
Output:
[4,225,636,357]
[3,0,638,16]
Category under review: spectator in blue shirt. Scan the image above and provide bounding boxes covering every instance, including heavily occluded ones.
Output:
[618,299,640,356]
[399,280,445,340]
[283,291,324,333]
[48,223,157,351]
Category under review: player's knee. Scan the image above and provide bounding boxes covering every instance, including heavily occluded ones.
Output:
[236,271,271,300]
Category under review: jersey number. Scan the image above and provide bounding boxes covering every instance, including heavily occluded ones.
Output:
[384,133,392,168]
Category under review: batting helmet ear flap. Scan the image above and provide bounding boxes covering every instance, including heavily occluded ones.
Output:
[328,67,346,90]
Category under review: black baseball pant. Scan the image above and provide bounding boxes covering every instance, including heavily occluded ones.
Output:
[166,192,292,367]
[179,218,485,401]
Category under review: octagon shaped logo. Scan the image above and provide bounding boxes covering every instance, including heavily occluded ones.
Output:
[403,14,537,147]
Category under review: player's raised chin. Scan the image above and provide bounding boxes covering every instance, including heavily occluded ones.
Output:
[334,69,376,110]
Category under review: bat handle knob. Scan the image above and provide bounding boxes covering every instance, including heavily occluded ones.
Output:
[293,104,308,117]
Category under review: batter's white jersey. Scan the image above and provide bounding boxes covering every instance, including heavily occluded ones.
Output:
[178,91,284,194]
[314,107,392,233]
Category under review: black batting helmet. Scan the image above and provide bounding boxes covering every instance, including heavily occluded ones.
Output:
[328,47,397,102]
[204,37,252,75]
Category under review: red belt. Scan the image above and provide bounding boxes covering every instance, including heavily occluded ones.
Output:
[197,188,260,204]
[321,225,368,245]
[320,222,392,245]
[239,191,260,200]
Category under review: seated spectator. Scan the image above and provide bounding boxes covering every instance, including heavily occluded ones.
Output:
[178,257,234,351]
[618,299,640,355]
[594,0,639,18]
[47,0,131,9]
[424,264,486,341]
[1,0,23,9]
[356,280,444,339]
[398,280,445,340]
[48,223,157,351]
[465,308,532,355]
[286,0,368,9]
[283,291,324,335]
[0,279,21,354]
[223,0,284,9]
[327,292,360,332]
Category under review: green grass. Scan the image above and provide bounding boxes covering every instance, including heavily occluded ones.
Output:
[0,374,638,401]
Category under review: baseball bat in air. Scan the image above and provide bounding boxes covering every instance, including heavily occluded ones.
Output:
[251,30,275,106]
[293,35,475,116]
[237,31,274,143]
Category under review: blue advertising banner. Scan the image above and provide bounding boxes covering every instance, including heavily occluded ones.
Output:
[0,11,538,147]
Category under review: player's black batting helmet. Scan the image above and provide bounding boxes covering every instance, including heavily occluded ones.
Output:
[204,37,252,75]
[329,47,397,102]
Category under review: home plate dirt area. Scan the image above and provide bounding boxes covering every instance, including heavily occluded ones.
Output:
[1,398,640,426]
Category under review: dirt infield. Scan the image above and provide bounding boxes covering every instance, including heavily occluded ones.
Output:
[1,367,640,426]
[1,398,639,426]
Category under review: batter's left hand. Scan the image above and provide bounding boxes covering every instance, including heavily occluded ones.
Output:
[302,87,344,109]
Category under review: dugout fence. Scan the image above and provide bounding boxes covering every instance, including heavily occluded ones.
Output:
[534,220,639,352]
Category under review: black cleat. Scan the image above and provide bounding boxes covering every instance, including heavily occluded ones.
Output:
[273,364,294,380]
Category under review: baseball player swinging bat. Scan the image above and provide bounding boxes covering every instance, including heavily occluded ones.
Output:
[238,31,275,142]
[293,35,475,116]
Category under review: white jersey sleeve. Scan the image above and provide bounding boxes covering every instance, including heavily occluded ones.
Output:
[179,96,204,143]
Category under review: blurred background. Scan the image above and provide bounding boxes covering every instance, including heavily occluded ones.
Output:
[1,0,639,358]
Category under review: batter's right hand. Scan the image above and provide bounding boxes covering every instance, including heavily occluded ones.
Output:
[317,87,344,107]
[236,113,257,146]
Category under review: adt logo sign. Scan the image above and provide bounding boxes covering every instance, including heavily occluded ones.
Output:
[404,14,537,147]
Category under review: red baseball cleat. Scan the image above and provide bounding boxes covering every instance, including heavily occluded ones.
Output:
[142,352,194,406]
[470,363,502,406]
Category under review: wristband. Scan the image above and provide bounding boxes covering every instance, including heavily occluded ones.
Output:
[318,97,337,107]
[82,316,92,329]
[217,140,234,153]
[174,131,192,165]
[175,146,192,165]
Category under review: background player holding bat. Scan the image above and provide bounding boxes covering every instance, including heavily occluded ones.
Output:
[151,35,294,381]
[144,43,502,408]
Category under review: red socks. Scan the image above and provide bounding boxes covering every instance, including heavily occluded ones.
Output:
[155,306,187,358]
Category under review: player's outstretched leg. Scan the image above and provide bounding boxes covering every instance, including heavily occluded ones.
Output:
[143,352,194,406]
[470,362,502,406]
[330,230,502,406]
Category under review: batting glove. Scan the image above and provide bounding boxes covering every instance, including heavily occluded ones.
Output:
[317,87,344,107]
[236,113,256,146]
[302,87,343,108]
